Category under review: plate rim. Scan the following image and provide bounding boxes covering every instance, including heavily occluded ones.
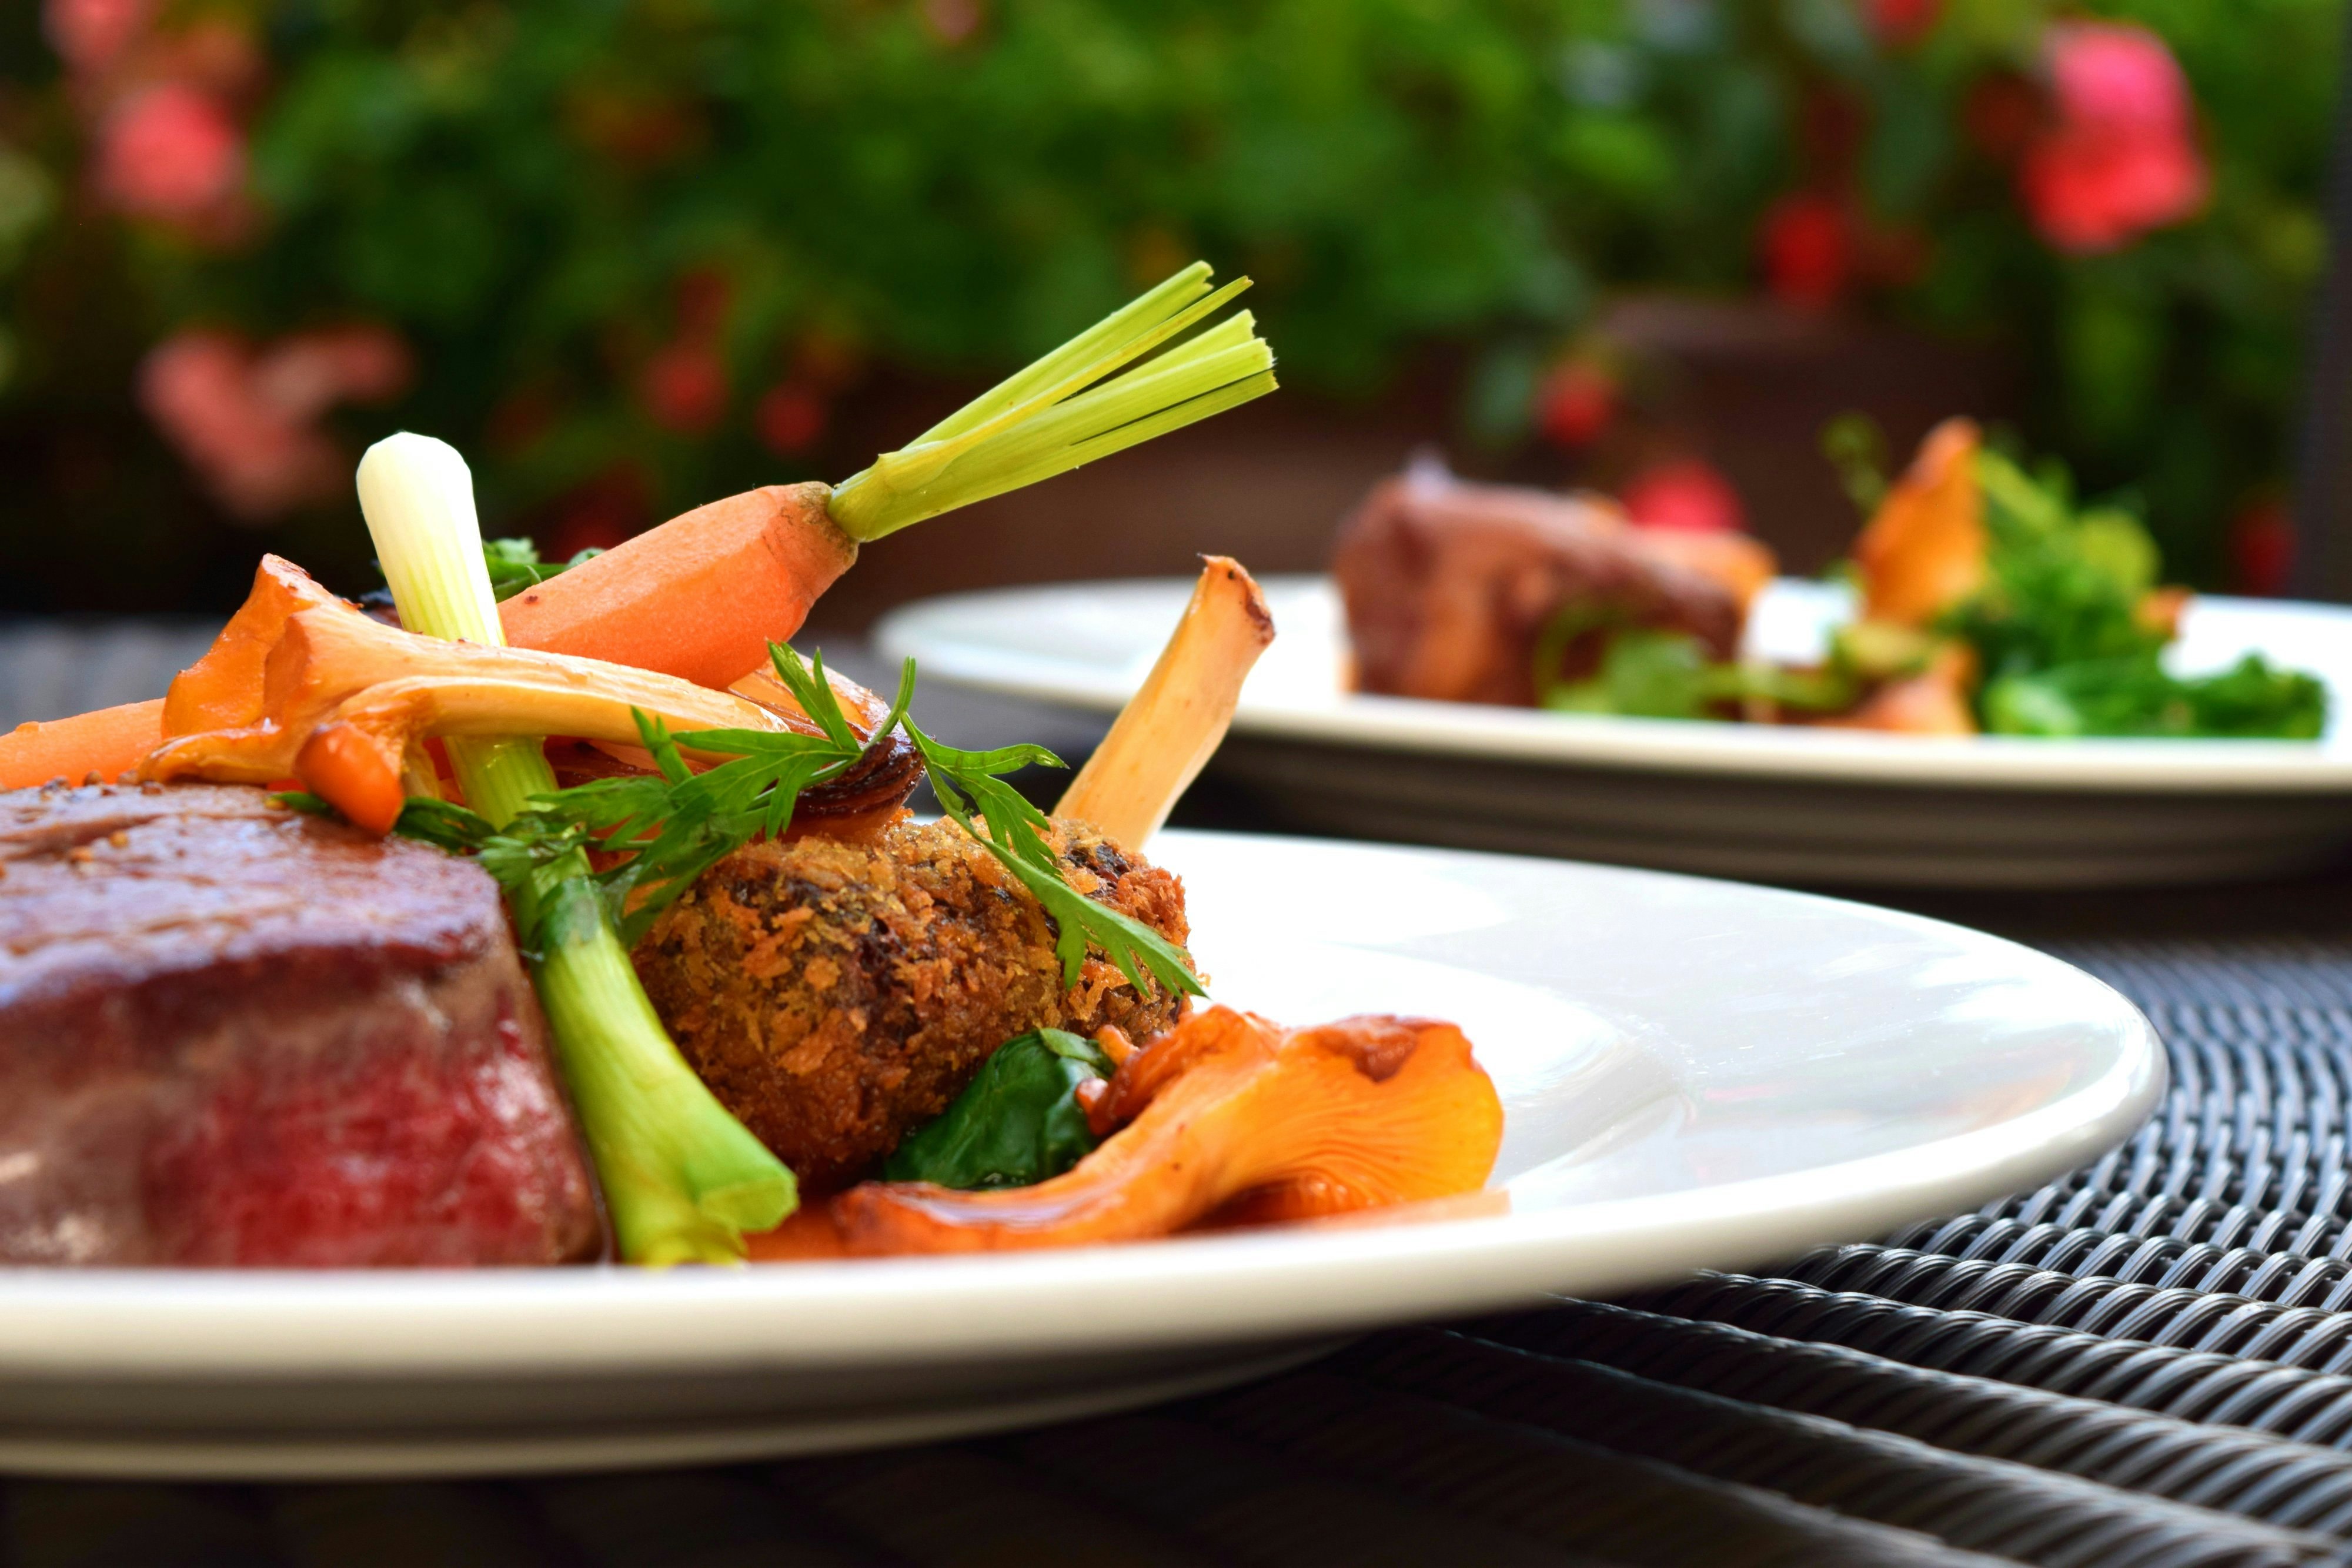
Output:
[0,831,2164,1380]
[875,575,2352,794]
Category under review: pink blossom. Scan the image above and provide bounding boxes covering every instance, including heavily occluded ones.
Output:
[44,0,148,73]
[1621,459,1747,534]
[251,327,415,419]
[139,324,414,520]
[2047,22,2194,132]
[923,0,984,45]
[2020,23,2207,255]
[96,83,243,221]
[139,333,341,520]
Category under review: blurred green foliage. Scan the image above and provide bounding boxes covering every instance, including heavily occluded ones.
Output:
[0,0,2340,608]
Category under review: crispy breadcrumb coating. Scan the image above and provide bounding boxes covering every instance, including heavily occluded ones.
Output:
[633,815,1190,1192]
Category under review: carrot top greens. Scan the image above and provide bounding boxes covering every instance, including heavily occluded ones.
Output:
[826,262,1274,543]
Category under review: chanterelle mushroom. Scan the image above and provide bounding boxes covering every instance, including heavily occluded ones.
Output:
[753,1006,1503,1256]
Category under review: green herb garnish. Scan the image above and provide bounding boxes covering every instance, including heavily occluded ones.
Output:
[907,720,1202,998]
[883,1029,1112,1189]
[1535,604,1853,720]
[482,537,602,601]
[1943,452,2166,678]
[1983,655,2327,739]
[1950,452,2324,738]
[390,642,1204,996]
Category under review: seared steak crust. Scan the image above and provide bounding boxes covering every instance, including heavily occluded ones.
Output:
[0,783,601,1266]
[634,815,1190,1193]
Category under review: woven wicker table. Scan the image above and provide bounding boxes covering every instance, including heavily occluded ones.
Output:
[5,629,2350,1566]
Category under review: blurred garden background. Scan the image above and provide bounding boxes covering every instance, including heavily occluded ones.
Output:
[0,0,2338,630]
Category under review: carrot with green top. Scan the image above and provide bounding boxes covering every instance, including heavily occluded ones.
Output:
[502,262,1274,686]
[2,262,1275,791]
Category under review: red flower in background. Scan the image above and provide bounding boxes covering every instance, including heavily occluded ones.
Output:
[640,268,735,433]
[45,0,148,73]
[641,344,728,433]
[756,383,828,454]
[923,0,985,46]
[2020,23,2207,255]
[2227,499,2296,597]
[1759,193,1852,309]
[1620,459,1746,534]
[1534,361,1616,448]
[96,82,241,221]
[1862,0,1940,46]
[141,326,412,521]
[673,269,732,343]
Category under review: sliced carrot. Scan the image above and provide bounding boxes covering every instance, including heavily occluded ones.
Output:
[295,721,406,834]
[0,699,168,790]
[499,482,856,689]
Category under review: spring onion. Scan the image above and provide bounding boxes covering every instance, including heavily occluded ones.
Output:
[356,433,796,1266]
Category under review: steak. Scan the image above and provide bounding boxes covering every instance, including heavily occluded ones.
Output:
[0,782,602,1266]
[1334,463,1750,707]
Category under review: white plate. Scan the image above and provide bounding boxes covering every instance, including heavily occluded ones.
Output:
[877,576,2352,887]
[0,832,2159,1479]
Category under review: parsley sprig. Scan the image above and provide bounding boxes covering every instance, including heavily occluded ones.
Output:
[906,723,1200,997]
[371,644,1202,996]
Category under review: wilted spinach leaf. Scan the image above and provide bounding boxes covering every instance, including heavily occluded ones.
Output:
[883,1029,1114,1190]
[482,537,603,601]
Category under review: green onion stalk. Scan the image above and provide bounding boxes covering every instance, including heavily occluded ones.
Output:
[358,434,796,1266]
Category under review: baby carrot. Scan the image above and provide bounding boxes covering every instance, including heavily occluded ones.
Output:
[497,482,854,690]
[0,699,167,789]
[500,263,1275,690]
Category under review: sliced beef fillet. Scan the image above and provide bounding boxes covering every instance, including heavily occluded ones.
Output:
[0,783,602,1266]
[1334,464,1749,707]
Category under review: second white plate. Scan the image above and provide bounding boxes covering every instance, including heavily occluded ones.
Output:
[878,576,2352,887]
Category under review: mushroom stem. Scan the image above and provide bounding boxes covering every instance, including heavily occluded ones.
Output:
[1054,557,1274,847]
[139,555,890,831]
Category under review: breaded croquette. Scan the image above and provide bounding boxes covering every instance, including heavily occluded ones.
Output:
[633,815,1190,1192]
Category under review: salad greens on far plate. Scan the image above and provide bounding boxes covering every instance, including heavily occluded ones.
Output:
[1535,445,2325,740]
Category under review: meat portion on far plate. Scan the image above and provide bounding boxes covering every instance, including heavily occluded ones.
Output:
[1332,461,1769,707]
[0,782,603,1266]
